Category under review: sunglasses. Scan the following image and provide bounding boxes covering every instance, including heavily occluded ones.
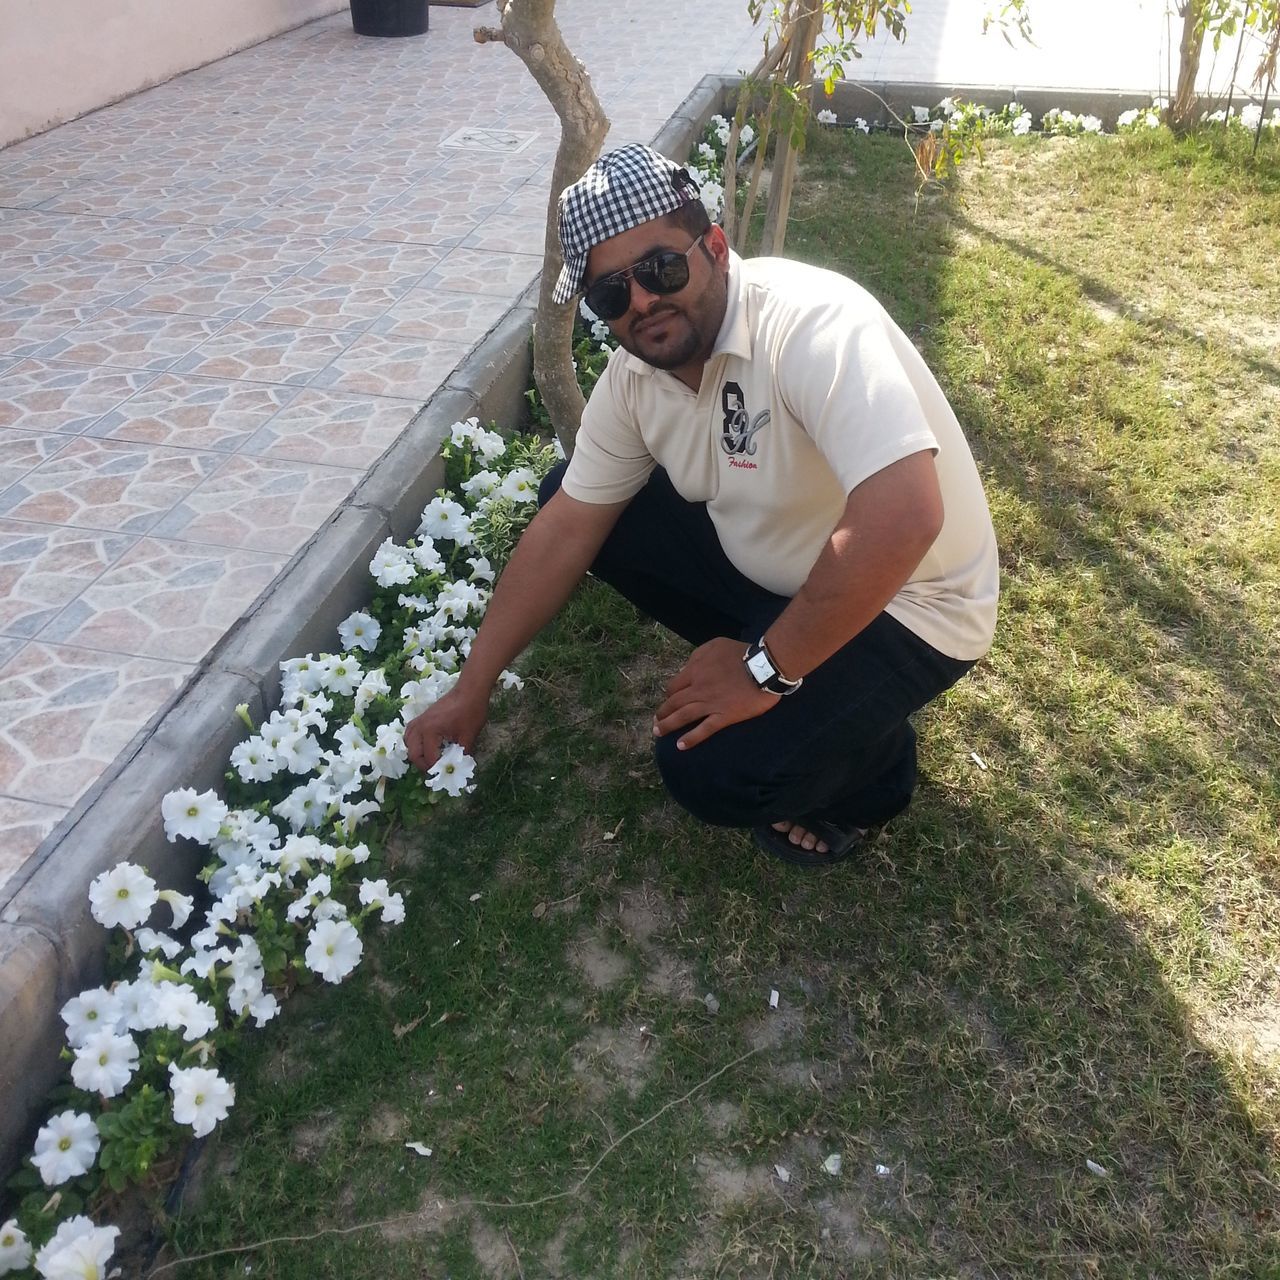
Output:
[583,234,706,322]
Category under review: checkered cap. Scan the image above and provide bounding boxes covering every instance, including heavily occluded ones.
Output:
[553,144,700,305]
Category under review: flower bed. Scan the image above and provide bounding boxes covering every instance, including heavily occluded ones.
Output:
[0,423,558,1279]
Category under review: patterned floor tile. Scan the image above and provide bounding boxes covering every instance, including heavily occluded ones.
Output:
[0,305,105,360]
[0,519,134,638]
[0,431,75,489]
[0,642,190,808]
[34,308,228,371]
[150,455,360,554]
[291,241,445,288]
[0,437,224,534]
[58,218,224,263]
[5,258,168,309]
[350,189,505,248]
[240,388,419,468]
[86,375,297,450]
[372,288,510,343]
[311,333,470,400]
[242,277,411,331]
[459,205,548,255]
[116,264,293,320]
[0,639,25,668]
[183,231,334,275]
[170,319,357,385]
[37,537,287,662]
[0,360,157,433]
[419,247,542,299]
[0,797,69,888]
[0,210,75,254]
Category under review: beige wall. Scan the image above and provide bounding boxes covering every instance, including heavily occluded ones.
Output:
[1,0,347,148]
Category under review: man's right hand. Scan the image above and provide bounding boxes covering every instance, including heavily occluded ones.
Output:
[404,686,490,774]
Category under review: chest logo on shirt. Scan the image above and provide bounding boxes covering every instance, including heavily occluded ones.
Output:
[720,382,770,469]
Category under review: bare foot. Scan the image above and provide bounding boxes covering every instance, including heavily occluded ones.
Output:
[770,820,830,855]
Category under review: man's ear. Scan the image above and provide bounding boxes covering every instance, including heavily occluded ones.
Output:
[704,223,731,267]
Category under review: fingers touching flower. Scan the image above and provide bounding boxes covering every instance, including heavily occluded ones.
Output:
[426,742,476,797]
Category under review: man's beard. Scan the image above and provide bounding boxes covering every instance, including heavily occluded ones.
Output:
[618,306,709,370]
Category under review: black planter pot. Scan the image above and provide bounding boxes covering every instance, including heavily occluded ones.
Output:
[349,0,429,37]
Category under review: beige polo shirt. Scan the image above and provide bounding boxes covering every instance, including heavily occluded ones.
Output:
[562,252,999,661]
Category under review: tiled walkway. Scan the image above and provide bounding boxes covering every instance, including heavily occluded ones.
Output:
[0,0,1261,893]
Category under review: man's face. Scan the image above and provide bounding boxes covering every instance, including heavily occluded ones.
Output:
[584,219,730,377]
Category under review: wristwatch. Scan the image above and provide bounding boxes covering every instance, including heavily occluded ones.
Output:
[743,636,803,696]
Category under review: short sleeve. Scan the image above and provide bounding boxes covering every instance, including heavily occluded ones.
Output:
[777,290,939,495]
[561,351,657,505]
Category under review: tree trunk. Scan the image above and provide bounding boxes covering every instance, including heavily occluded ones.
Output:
[1168,1,1207,133]
[476,0,609,455]
[759,0,823,254]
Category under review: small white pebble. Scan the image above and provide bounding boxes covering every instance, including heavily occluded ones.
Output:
[875,1163,892,1177]
[405,1142,433,1157]
[823,1153,843,1176]
[469,892,481,902]
[970,751,988,771]
[769,988,780,1009]
[774,1164,791,1184]
[1086,1158,1109,1178]
[704,993,720,1014]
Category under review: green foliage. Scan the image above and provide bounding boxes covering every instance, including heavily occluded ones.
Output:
[96,1086,176,1194]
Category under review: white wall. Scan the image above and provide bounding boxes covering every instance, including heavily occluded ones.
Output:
[1,0,347,148]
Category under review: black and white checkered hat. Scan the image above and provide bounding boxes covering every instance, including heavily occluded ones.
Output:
[553,144,700,305]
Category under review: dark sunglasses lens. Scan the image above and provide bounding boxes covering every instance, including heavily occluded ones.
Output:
[636,251,691,295]
[585,278,630,322]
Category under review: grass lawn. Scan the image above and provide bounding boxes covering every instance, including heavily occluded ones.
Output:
[155,125,1280,1278]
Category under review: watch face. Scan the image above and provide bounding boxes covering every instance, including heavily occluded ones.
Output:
[746,648,775,684]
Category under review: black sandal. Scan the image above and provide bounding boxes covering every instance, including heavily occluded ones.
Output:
[752,817,868,868]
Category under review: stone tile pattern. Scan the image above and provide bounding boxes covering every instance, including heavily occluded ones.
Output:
[0,0,768,888]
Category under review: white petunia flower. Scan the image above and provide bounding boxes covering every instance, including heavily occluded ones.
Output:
[277,731,324,775]
[338,796,381,834]
[448,416,481,448]
[411,536,445,575]
[322,654,363,697]
[60,988,121,1048]
[471,426,507,463]
[157,888,194,930]
[169,1064,235,1138]
[338,610,382,653]
[161,788,228,845]
[370,537,417,587]
[367,723,410,780]
[817,108,837,125]
[70,1029,139,1099]
[353,667,391,715]
[0,1218,32,1274]
[88,862,158,930]
[467,554,495,583]
[740,122,756,146]
[854,117,869,133]
[426,742,476,797]
[134,927,183,959]
[273,779,336,832]
[419,495,473,544]
[499,669,525,691]
[31,1111,100,1186]
[32,1215,118,1280]
[460,468,500,500]
[359,878,407,925]
[305,918,363,983]
[230,734,282,783]
[911,104,930,124]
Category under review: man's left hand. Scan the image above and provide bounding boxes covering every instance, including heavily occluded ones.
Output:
[653,636,780,750]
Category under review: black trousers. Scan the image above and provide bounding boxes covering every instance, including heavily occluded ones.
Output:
[540,463,974,830]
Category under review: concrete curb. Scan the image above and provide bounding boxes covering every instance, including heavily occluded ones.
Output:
[0,67,756,1174]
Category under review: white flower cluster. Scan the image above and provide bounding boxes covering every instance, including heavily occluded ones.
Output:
[1201,101,1280,130]
[1117,105,1162,132]
[8,419,554,1279]
[1041,107,1104,137]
